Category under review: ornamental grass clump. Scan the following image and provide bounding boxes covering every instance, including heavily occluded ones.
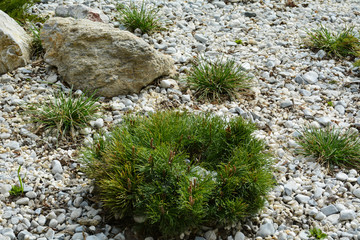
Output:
[306,25,360,58]
[296,126,360,170]
[28,90,99,140]
[117,1,162,34]
[82,111,274,237]
[186,57,252,102]
[0,0,40,24]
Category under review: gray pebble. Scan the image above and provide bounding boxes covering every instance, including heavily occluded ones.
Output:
[70,208,82,220]
[234,231,245,240]
[321,204,339,216]
[280,100,293,108]
[194,34,208,44]
[52,160,63,174]
[303,71,318,84]
[353,188,360,198]
[256,219,275,237]
[339,210,356,221]
[15,197,29,205]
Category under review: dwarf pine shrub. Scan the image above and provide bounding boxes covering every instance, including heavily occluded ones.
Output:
[82,111,274,237]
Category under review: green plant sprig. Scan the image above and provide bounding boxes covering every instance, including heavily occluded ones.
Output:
[9,166,24,196]
[309,228,327,240]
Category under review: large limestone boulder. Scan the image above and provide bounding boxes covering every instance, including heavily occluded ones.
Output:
[41,17,175,97]
[0,10,31,75]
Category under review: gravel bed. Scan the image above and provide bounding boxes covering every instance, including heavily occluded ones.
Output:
[1,0,360,239]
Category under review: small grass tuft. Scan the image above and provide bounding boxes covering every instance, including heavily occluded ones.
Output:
[9,166,24,197]
[306,25,360,59]
[28,90,99,140]
[235,39,243,45]
[296,126,360,170]
[0,0,42,24]
[309,228,327,240]
[82,111,274,237]
[28,23,44,59]
[186,56,252,102]
[117,1,162,35]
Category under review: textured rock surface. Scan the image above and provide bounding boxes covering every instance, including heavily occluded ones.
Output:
[55,4,110,23]
[41,17,175,97]
[0,10,31,74]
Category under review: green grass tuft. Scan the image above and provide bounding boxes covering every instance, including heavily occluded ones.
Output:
[306,25,360,59]
[82,111,274,237]
[186,57,252,102]
[309,228,327,240]
[117,1,162,35]
[0,0,42,24]
[296,126,360,170]
[29,23,44,59]
[9,166,24,197]
[27,90,99,140]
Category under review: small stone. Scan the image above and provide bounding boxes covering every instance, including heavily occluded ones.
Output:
[327,214,340,224]
[213,1,226,7]
[4,85,15,93]
[335,105,345,115]
[114,233,125,240]
[16,197,29,205]
[244,12,256,17]
[57,213,66,224]
[303,71,318,84]
[336,172,348,181]
[339,210,356,221]
[52,160,63,174]
[353,188,360,198]
[71,232,86,240]
[160,79,178,89]
[2,228,15,240]
[299,89,311,96]
[85,236,99,240]
[73,197,83,208]
[194,34,208,44]
[315,117,331,127]
[234,231,245,240]
[295,194,310,204]
[17,230,33,240]
[70,208,82,220]
[321,205,339,216]
[280,100,293,108]
[80,128,92,135]
[314,212,326,220]
[204,230,216,240]
[49,219,58,228]
[38,215,46,225]
[256,219,275,237]
[92,118,104,128]
[25,191,37,199]
[295,75,305,84]
[316,50,327,59]
[182,95,191,102]
[4,141,20,150]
